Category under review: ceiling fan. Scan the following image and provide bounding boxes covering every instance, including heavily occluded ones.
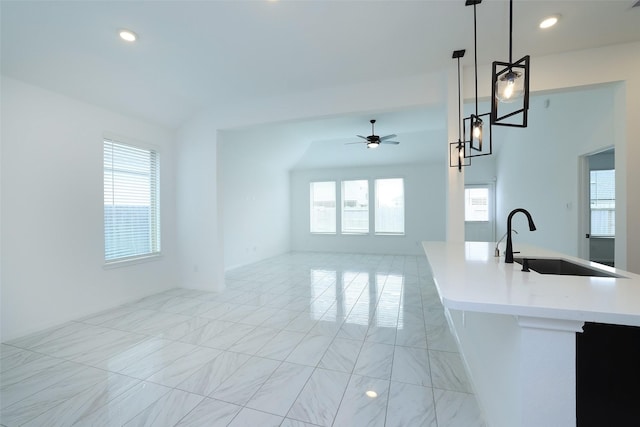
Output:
[347,119,400,149]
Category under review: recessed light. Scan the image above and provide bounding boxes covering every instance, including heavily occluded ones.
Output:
[119,29,137,42]
[365,390,378,398]
[539,15,560,29]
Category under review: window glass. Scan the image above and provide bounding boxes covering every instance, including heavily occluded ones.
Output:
[342,180,369,234]
[375,178,404,234]
[465,187,489,222]
[310,181,336,233]
[104,139,160,262]
[590,169,615,237]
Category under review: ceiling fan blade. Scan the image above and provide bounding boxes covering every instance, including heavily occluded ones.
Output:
[345,141,366,145]
[379,134,397,141]
[381,140,400,145]
[356,135,368,140]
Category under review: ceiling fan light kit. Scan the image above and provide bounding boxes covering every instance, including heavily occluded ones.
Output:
[348,119,400,149]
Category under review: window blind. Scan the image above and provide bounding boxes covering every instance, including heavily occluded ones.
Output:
[104,139,160,262]
[590,169,615,237]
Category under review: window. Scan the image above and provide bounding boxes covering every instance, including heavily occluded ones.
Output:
[310,181,336,233]
[465,187,489,222]
[104,139,160,262]
[590,169,615,237]
[342,180,369,233]
[375,178,404,234]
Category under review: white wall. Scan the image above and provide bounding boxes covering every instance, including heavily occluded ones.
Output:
[219,128,302,270]
[468,41,640,272]
[495,86,616,258]
[0,77,178,341]
[176,41,640,292]
[291,161,446,255]
[175,116,223,291]
[465,154,496,185]
[176,71,447,287]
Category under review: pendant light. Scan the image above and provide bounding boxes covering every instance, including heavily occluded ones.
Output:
[463,0,492,158]
[449,49,471,172]
[491,0,530,127]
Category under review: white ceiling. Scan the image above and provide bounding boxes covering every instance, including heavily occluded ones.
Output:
[2,0,639,132]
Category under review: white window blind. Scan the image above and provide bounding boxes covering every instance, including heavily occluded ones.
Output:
[310,181,336,233]
[375,178,404,234]
[104,139,160,262]
[465,187,489,222]
[590,169,615,237]
[342,180,369,234]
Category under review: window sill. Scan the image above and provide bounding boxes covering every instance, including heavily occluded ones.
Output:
[375,233,405,236]
[103,253,163,269]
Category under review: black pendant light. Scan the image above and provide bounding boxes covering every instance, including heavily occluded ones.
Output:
[491,0,530,127]
[449,49,471,172]
[464,0,492,158]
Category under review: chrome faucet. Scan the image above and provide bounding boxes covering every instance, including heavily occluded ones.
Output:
[505,208,537,263]
[495,229,517,257]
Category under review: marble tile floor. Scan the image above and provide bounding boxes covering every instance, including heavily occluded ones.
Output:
[0,252,485,427]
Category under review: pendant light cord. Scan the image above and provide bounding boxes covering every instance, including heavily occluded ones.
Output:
[473,2,479,117]
[509,0,513,64]
[457,57,462,142]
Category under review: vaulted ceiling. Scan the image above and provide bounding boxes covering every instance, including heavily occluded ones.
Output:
[3,0,639,131]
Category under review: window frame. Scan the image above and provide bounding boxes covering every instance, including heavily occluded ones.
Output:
[103,138,161,265]
[589,169,615,238]
[310,181,337,234]
[341,179,370,235]
[374,177,405,235]
[464,185,490,223]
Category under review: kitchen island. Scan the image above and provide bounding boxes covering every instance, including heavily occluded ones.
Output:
[422,241,640,427]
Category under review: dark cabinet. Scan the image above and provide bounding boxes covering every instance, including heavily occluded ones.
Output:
[576,322,640,426]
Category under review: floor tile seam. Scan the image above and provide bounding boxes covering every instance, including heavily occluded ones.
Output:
[0,355,92,400]
[100,332,200,368]
[431,386,476,396]
[10,369,144,427]
[168,349,253,397]
[175,395,243,427]
[0,348,71,378]
[202,322,262,351]
[220,357,287,407]
[0,362,112,424]
[0,344,24,357]
[428,348,461,356]
[196,350,264,399]
[87,381,175,427]
[322,333,365,376]
[3,320,96,350]
[81,312,189,336]
[329,370,392,427]
[284,366,346,427]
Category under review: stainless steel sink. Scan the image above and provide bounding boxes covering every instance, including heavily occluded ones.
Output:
[513,257,624,278]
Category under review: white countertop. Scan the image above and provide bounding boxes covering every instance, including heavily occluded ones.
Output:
[422,241,640,326]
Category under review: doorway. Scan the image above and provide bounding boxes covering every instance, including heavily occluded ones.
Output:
[581,148,615,266]
[464,184,495,242]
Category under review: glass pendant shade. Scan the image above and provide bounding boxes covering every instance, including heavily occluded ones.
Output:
[491,56,530,127]
[448,48,471,172]
[496,69,524,103]
[464,112,492,158]
[449,141,471,171]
